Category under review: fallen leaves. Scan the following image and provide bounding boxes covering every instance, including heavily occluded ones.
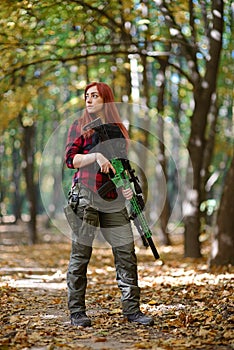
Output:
[0,232,233,349]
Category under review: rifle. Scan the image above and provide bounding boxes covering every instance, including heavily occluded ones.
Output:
[83,118,160,260]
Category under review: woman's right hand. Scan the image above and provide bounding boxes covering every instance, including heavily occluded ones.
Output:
[96,153,116,174]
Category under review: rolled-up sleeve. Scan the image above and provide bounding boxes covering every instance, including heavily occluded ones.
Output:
[65,120,83,169]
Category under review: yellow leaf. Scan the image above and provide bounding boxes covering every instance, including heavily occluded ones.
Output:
[134,342,151,349]
[9,315,20,323]
[109,308,121,314]
[94,337,107,342]
[223,330,233,339]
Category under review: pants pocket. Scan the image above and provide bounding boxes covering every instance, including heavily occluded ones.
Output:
[64,204,81,232]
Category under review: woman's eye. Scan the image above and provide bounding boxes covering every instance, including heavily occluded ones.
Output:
[85,93,100,100]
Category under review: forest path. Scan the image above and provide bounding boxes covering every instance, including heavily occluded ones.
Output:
[0,223,233,349]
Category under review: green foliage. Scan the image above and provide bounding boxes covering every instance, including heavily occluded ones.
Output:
[0,0,232,224]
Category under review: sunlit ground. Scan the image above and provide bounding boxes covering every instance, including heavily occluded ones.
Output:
[0,221,233,349]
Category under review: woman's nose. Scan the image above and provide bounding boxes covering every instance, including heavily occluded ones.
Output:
[86,95,92,103]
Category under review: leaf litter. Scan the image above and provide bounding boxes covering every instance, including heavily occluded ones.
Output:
[0,229,233,350]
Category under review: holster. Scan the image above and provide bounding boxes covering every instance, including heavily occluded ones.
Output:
[64,183,81,232]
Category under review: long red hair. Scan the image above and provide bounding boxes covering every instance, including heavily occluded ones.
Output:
[79,82,129,140]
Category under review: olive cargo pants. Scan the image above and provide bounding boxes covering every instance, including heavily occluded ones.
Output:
[66,184,141,315]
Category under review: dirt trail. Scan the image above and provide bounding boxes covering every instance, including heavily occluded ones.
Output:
[0,223,233,349]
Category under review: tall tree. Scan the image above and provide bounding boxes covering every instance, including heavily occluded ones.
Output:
[0,0,232,255]
[157,0,224,257]
[155,57,171,245]
[20,116,37,244]
[184,0,224,257]
[210,155,234,266]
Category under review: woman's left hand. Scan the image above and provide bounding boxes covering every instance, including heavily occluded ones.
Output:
[122,187,133,200]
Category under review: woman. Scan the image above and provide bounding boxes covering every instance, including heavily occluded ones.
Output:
[65,82,154,327]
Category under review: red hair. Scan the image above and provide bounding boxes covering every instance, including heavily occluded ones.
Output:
[78,82,129,140]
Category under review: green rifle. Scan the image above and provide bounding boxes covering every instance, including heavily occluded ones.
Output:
[83,118,160,260]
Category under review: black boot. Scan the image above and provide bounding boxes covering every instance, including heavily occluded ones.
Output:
[71,312,91,327]
[127,311,154,326]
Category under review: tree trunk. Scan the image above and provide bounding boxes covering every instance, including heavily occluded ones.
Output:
[200,97,219,225]
[184,0,224,257]
[12,136,23,222]
[210,155,234,266]
[21,121,37,244]
[156,57,171,245]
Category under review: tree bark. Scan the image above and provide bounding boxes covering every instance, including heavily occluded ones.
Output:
[140,54,151,198]
[210,155,234,266]
[200,97,219,225]
[156,57,171,245]
[12,135,23,222]
[184,0,224,257]
[21,120,37,244]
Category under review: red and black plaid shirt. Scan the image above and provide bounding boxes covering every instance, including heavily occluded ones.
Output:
[65,119,118,199]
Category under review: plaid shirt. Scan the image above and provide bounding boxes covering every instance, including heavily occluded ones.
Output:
[65,119,118,199]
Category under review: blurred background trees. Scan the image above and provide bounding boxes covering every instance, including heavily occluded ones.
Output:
[0,0,233,264]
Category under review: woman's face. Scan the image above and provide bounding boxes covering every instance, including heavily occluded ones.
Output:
[85,85,104,114]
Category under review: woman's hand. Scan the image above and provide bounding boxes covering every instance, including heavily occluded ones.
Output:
[122,187,133,200]
[96,153,116,174]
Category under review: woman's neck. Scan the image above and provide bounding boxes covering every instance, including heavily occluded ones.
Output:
[95,111,105,123]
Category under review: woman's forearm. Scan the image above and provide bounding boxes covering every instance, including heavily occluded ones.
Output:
[73,152,116,174]
[73,153,97,168]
